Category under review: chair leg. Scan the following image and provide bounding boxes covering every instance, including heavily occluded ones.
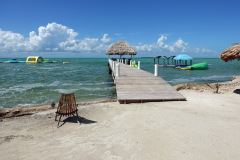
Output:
[72,113,81,125]
[55,113,58,121]
[57,115,62,128]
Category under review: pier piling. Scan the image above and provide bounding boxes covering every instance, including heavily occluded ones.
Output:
[154,64,158,76]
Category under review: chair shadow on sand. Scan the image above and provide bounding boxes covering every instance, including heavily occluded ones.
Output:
[233,89,240,95]
[58,116,97,128]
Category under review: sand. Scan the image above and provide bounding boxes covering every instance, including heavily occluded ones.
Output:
[0,88,240,160]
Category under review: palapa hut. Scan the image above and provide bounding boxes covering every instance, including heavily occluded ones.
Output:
[220,43,240,62]
[106,41,137,61]
[173,54,193,66]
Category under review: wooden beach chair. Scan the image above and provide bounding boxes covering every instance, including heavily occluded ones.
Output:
[55,93,80,128]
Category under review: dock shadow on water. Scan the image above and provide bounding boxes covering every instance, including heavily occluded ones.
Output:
[58,116,97,128]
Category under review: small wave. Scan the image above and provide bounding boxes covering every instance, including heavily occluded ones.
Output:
[62,82,83,86]
[47,81,60,87]
[16,103,33,107]
[39,67,54,70]
[168,75,231,84]
[168,78,190,84]
[55,89,79,94]
[0,83,45,95]
[203,75,230,80]
[81,82,115,86]
[80,86,115,91]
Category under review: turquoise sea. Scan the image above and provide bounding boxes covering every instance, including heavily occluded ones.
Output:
[0,58,239,108]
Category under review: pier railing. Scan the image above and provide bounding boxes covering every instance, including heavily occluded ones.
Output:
[109,59,160,77]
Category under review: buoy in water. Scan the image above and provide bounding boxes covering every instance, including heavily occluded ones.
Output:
[63,62,70,64]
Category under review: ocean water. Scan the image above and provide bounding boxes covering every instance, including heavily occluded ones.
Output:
[0,57,239,108]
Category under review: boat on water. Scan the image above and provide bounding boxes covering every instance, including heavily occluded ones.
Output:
[181,62,208,70]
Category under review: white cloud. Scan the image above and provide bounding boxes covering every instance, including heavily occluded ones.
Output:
[0,29,25,51]
[133,35,188,54]
[192,48,216,56]
[172,39,188,52]
[101,34,111,44]
[157,35,168,47]
[0,22,111,54]
[133,36,216,57]
[27,23,78,51]
[0,23,216,57]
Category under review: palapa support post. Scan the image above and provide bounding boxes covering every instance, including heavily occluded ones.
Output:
[55,93,81,128]
[130,60,132,67]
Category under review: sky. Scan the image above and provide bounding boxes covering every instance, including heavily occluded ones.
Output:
[0,0,240,58]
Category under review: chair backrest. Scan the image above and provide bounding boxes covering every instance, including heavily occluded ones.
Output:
[56,93,78,115]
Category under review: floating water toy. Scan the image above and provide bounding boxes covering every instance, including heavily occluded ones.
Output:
[2,59,26,63]
[181,66,191,70]
[26,56,57,63]
[1,57,58,64]
[181,62,208,70]
[44,59,57,63]
[26,56,44,63]
[63,62,70,64]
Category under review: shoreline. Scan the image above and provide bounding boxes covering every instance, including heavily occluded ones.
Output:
[174,75,240,93]
[0,76,239,119]
[0,99,117,119]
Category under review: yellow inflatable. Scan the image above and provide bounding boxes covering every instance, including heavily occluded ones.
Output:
[181,67,191,70]
[26,56,44,63]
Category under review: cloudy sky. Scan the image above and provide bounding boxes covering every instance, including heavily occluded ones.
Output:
[0,0,240,58]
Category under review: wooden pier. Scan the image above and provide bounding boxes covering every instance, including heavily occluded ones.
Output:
[108,59,186,104]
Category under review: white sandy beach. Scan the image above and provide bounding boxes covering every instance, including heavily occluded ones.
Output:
[0,88,240,160]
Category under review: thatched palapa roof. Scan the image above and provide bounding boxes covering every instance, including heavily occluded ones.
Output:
[106,41,136,55]
[220,43,240,62]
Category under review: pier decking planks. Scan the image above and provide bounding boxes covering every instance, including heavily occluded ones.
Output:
[109,61,186,103]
